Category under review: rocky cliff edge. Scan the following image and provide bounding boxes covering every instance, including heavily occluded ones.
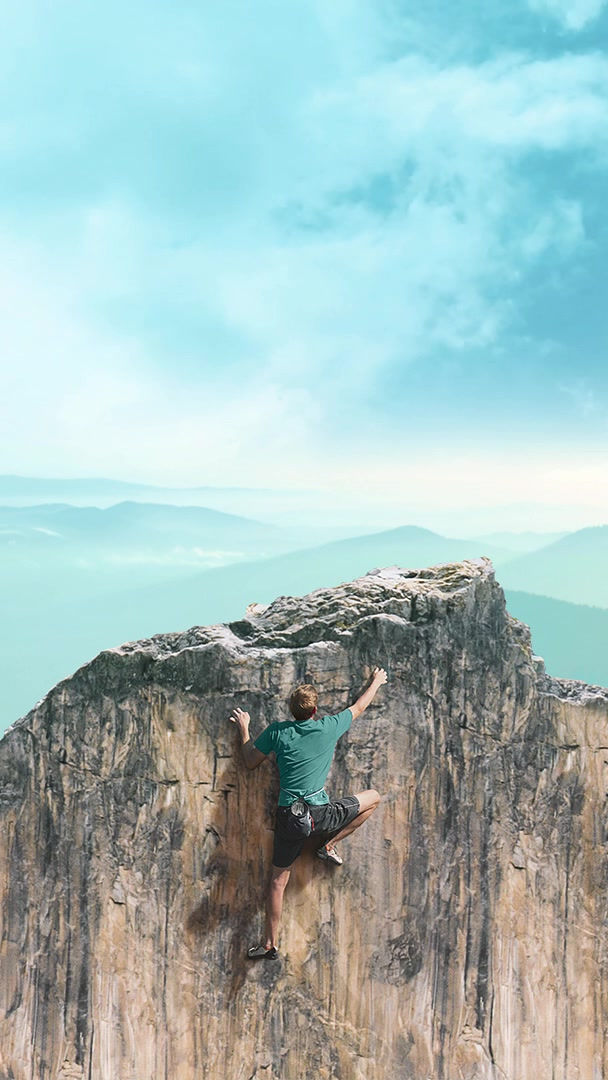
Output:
[1,558,607,1080]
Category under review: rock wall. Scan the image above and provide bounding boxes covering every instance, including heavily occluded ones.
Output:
[1,559,607,1079]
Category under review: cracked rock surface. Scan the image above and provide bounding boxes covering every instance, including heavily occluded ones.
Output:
[1,558,607,1079]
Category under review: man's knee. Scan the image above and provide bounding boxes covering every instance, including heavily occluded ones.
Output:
[355,789,381,815]
[269,866,291,893]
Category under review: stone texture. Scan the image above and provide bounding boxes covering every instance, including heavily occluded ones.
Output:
[1,558,607,1079]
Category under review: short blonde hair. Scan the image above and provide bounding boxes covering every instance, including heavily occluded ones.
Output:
[289,684,318,721]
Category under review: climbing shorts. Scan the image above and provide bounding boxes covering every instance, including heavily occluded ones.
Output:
[272,795,361,869]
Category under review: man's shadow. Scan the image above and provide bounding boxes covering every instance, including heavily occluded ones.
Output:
[185,741,286,997]
[185,719,341,998]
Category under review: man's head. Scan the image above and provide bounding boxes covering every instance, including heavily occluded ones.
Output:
[289,684,318,722]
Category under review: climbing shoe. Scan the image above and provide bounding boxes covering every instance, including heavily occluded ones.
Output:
[316,844,343,865]
[247,944,279,960]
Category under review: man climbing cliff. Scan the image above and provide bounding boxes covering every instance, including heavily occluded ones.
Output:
[229,666,388,960]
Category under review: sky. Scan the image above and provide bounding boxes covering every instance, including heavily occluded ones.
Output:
[1,0,607,529]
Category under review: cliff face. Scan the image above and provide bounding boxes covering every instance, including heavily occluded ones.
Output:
[1,558,607,1080]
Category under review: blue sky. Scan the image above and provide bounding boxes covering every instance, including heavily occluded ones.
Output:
[1,1,607,529]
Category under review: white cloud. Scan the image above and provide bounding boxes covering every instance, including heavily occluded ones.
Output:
[527,0,607,31]
[305,51,608,178]
[558,378,602,415]
[520,199,584,258]
[1,23,607,495]
[0,233,325,488]
[325,445,608,525]
[196,50,604,394]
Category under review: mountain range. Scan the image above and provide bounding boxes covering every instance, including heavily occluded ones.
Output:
[499,526,608,606]
[2,516,607,733]
[0,500,281,561]
[1,476,606,731]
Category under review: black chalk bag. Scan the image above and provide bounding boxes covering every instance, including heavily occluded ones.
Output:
[286,798,314,838]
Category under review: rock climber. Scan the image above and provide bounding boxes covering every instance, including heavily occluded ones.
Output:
[229,666,388,960]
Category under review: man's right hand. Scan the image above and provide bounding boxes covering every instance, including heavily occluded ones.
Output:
[371,666,388,686]
[349,665,388,720]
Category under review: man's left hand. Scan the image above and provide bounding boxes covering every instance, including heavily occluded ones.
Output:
[230,707,251,739]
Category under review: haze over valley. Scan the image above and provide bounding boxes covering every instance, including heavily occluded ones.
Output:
[2,475,605,735]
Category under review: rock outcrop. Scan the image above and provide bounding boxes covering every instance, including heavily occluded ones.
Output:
[1,558,607,1080]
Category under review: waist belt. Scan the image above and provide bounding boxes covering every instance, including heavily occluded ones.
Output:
[280,786,325,804]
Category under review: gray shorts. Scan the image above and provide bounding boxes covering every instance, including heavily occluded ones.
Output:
[273,795,360,869]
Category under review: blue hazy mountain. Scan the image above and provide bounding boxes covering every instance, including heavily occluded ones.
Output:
[0,501,279,556]
[473,531,566,553]
[94,525,511,630]
[1,521,596,733]
[0,501,297,615]
[0,475,576,545]
[499,526,608,607]
[1,524,506,730]
[0,474,281,500]
[0,474,380,538]
[505,590,608,688]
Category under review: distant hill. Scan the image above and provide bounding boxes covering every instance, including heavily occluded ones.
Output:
[0,500,278,556]
[0,474,370,538]
[3,519,606,732]
[505,590,608,688]
[0,525,568,731]
[0,500,293,610]
[500,526,608,607]
[93,524,510,631]
[0,474,279,500]
[473,531,567,554]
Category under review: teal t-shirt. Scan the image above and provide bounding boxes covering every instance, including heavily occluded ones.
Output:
[254,708,353,806]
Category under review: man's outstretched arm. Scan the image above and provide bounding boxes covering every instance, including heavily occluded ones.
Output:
[349,666,388,720]
[229,707,267,769]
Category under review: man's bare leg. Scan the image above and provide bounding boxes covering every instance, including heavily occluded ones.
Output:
[320,788,380,856]
[263,864,291,949]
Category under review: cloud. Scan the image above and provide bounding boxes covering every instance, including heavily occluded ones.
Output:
[199,50,603,403]
[520,199,584,257]
[0,5,607,494]
[0,231,325,487]
[305,51,608,169]
[527,0,607,31]
[326,444,608,525]
[558,378,602,415]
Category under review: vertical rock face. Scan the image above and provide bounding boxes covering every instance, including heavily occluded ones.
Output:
[1,558,607,1080]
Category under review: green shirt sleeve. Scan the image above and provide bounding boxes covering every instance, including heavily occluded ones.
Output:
[253,725,275,755]
[321,708,353,737]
